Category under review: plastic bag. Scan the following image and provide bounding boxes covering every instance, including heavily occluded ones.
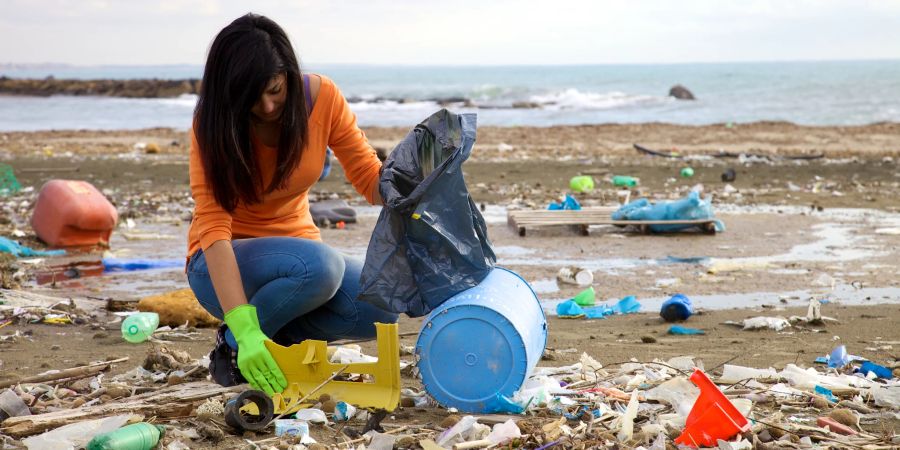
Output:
[611,191,725,232]
[359,109,495,317]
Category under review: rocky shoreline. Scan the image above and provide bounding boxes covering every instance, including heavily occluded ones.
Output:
[0,77,200,98]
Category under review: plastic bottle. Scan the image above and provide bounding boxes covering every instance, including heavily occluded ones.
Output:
[680,167,694,178]
[612,176,638,187]
[86,423,164,450]
[121,312,159,343]
[569,175,594,193]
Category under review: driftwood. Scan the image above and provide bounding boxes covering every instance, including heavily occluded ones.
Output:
[0,289,106,316]
[1,381,241,438]
[0,357,129,389]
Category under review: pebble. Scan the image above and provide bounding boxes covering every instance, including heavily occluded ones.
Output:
[641,336,657,344]
[440,414,461,428]
[399,397,416,408]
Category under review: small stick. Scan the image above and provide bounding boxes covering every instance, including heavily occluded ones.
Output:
[266,364,349,427]
[337,425,411,447]
[0,357,128,389]
[332,331,419,345]
[454,439,493,450]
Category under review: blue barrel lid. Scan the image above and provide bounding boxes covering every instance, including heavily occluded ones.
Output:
[416,304,529,412]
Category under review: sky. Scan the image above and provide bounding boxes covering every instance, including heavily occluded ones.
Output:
[1,0,899,66]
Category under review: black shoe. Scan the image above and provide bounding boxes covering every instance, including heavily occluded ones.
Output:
[208,325,246,387]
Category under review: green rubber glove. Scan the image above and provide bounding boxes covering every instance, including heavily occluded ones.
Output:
[223,304,287,395]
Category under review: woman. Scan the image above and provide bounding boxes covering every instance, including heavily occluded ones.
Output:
[186,13,398,395]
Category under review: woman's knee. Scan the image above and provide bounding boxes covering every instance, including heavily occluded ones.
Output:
[272,240,345,299]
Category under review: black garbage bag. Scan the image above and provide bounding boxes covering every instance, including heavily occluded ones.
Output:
[358,109,495,317]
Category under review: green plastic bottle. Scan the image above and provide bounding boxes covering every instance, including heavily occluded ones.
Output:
[680,167,695,178]
[86,423,164,450]
[611,176,638,187]
[121,312,159,343]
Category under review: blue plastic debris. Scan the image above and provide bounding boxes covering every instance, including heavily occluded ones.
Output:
[547,194,581,211]
[668,325,705,335]
[483,394,526,414]
[0,237,65,257]
[660,293,693,322]
[583,304,614,319]
[858,361,893,379]
[611,296,641,314]
[814,385,838,403]
[102,258,183,272]
[556,300,585,317]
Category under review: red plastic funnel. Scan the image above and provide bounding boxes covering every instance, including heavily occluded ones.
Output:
[675,369,750,447]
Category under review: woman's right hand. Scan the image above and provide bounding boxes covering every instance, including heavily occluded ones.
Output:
[223,304,287,394]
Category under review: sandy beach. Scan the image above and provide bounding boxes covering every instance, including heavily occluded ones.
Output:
[1,123,898,447]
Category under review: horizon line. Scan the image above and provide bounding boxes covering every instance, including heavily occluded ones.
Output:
[2,57,899,69]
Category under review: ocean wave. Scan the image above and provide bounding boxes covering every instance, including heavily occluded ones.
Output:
[528,89,671,110]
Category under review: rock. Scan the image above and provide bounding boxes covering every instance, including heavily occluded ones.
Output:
[440,414,461,428]
[668,84,695,100]
[641,336,657,344]
[828,408,859,429]
[144,142,160,154]
[321,399,336,413]
[400,397,416,408]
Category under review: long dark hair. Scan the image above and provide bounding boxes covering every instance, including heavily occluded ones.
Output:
[194,13,307,212]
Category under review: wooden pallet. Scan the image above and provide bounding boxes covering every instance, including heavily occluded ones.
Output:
[507,207,720,236]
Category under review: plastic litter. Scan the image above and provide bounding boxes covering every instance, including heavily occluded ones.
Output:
[739,316,791,331]
[0,236,66,258]
[675,369,750,447]
[556,266,593,287]
[86,422,165,450]
[719,365,777,383]
[617,389,640,441]
[333,401,357,421]
[487,419,522,445]
[31,179,118,247]
[274,419,311,438]
[359,109,495,317]
[547,193,582,211]
[0,389,30,422]
[612,175,639,187]
[0,163,22,196]
[309,198,357,226]
[869,385,900,408]
[366,431,397,450]
[102,258,183,273]
[611,295,641,314]
[22,415,132,450]
[814,385,838,403]
[572,286,596,306]
[857,361,893,379]
[293,408,328,424]
[680,167,694,178]
[816,416,857,435]
[646,377,699,417]
[556,300,584,318]
[660,294,693,322]
[120,312,159,343]
[569,175,594,193]
[827,345,850,368]
[437,415,479,447]
[668,325,705,335]
[612,191,725,233]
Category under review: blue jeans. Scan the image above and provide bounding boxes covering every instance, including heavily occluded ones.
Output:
[187,237,398,347]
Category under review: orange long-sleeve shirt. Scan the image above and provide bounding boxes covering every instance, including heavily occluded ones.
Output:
[187,75,381,258]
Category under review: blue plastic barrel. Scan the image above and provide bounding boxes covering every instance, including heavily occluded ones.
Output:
[415,267,548,413]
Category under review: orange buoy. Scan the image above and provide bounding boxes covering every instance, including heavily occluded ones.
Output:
[31,180,118,247]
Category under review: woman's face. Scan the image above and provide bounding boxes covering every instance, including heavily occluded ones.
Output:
[251,73,287,123]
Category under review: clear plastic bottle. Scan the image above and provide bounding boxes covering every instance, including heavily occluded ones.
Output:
[121,312,159,343]
[86,423,164,450]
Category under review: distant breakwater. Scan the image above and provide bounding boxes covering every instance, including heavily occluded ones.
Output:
[0,77,200,98]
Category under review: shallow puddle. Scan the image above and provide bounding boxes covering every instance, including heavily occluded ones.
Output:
[540,283,900,315]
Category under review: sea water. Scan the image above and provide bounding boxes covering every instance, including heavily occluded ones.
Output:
[1,60,898,131]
